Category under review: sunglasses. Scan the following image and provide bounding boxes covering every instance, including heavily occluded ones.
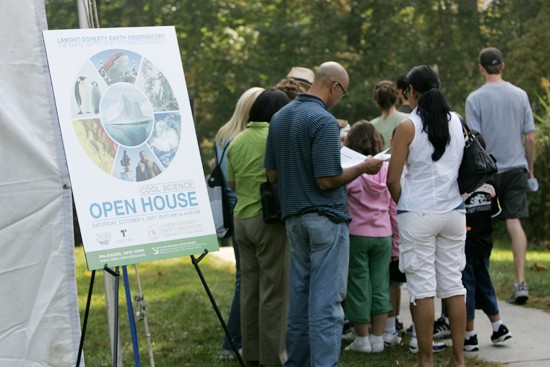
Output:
[403,85,409,99]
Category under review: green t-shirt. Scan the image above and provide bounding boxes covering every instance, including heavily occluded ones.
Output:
[227,121,269,219]
[371,111,409,148]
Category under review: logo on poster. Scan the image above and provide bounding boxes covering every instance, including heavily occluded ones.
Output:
[96,232,112,245]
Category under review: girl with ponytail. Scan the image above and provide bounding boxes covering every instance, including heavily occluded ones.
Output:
[387,65,467,367]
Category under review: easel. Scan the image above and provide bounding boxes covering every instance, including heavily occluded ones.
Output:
[191,250,245,366]
[76,250,244,367]
[76,265,121,367]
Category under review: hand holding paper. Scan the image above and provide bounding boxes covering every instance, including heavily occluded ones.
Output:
[340,146,384,174]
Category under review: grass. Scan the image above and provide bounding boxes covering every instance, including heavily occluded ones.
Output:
[490,244,550,311]
[74,240,549,367]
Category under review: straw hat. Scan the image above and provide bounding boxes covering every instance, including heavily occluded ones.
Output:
[287,67,314,85]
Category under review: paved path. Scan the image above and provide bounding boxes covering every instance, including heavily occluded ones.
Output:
[210,246,550,366]
[398,288,550,366]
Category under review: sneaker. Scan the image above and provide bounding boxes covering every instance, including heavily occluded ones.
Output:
[342,327,356,341]
[408,336,447,354]
[219,348,242,360]
[491,324,512,344]
[508,282,529,304]
[433,317,451,339]
[370,335,385,353]
[405,325,414,336]
[343,320,353,335]
[345,338,372,353]
[396,318,404,332]
[383,331,402,346]
[464,334,479,352]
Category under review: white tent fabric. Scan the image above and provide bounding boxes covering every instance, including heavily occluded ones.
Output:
[0,1,81,366]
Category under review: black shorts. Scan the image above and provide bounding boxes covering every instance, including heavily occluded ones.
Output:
[389,258,407,283]
[493,168,529,219]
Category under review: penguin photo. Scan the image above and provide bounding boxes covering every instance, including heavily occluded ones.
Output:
[74,77,83,114]
[75,76,90,114]
[90,81,101,114]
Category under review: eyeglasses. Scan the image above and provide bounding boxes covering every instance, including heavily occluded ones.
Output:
[333,81,348,99]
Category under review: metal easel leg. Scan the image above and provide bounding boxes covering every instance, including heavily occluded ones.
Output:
[191,250,245,366]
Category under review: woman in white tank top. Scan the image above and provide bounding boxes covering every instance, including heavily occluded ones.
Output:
[387,65,466,367]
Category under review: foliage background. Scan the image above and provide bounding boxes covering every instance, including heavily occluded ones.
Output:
[45,0,550,243]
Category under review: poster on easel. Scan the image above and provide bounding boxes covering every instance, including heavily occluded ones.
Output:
[43,26,218,270]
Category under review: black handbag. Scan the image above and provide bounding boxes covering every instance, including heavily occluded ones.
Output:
[259,180,282,224]
[457,121,498,194]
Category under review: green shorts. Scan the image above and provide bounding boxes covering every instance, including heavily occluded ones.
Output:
[345,235,392,323]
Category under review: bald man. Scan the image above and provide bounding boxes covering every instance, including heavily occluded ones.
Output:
[265,61,382,367]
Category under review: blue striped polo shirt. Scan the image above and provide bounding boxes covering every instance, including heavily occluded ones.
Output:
[264,94,350,222]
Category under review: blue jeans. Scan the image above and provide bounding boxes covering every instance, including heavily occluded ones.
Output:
[284,213,349,367]
[462,256,499,321]
[221,236,242,351]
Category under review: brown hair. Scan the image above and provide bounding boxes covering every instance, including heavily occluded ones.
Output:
[374,80,399,110]
[345,120,384,156]
[275,77,303,99]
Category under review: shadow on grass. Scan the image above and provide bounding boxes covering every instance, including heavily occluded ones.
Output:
[75,249,506,366]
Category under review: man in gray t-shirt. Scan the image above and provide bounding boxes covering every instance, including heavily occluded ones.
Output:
[466,47,536,305]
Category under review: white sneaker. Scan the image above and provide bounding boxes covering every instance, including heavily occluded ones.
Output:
[370,335,384,353]
[383,331,402,346]
[345,338,372,353]
[408,336,447,354]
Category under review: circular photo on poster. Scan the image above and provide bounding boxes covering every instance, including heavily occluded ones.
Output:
[71,49,182,182]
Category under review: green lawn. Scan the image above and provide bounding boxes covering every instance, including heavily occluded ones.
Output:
[74,241,549,366]
[490,245,550,311]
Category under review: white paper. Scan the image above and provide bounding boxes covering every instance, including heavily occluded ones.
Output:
[374,147,391,161]
[341,146,391,168]
[341,146,367,168]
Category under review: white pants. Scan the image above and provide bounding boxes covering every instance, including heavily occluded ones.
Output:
[398,211,466,301]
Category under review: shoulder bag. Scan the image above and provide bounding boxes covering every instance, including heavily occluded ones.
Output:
[207,144,233,238]
[457,120,498,194]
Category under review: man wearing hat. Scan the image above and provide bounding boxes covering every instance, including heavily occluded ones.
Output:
[466,47,536,305]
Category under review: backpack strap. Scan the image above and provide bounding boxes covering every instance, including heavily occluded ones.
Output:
[215,141,230,164]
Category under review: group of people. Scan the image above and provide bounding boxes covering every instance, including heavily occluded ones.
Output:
[213,46,535,367]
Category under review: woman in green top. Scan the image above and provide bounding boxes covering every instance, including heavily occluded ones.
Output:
[370,80,409,148]
[227,88,290,366]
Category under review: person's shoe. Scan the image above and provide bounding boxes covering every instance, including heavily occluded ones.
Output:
[464,334,479,352]
[508,282,529,305]
[491,324,512,344]
[342,326,356,341]
[343,320,353,335]
[370,335,385,353]
[345,338,372,353]
[408,336,447,354]
[433,317,451,339]
[396,318,404,332]
[219,348,242,360]
[383,331,402,346]
[405,325,414,336]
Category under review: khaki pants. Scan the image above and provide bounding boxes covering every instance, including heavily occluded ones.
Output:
[235,214,289,366]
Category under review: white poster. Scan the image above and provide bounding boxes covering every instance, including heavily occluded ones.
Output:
[43,26,218,270]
